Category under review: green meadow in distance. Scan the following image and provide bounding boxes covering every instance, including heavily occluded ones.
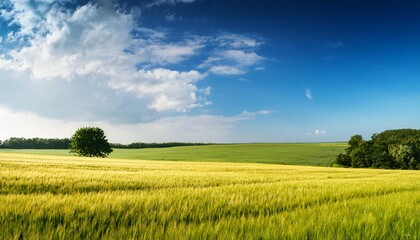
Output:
[0,143,347,166]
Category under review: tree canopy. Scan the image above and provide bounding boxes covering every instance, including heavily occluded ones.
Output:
[70,127,113,157]
[334,129,420,169]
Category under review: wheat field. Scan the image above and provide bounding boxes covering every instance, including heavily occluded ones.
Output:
[1,152,419,239]
[0,143,346,166]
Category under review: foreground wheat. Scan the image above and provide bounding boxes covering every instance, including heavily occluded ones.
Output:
[0,153,419,239]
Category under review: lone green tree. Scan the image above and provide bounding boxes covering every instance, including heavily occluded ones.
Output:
[70,127,113,157]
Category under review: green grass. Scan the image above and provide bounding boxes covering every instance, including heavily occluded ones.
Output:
[0,142,347,166]
[0,152,419,239]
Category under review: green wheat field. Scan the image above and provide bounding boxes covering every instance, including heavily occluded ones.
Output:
[0,143,346,166]
[1,144,419,239]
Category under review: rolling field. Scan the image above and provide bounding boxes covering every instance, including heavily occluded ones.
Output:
[1,152,419,239]
[0,143,347,166]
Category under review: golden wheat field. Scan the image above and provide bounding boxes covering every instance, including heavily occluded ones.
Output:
[1,152,419,239]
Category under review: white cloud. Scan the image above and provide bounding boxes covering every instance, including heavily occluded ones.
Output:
[239,110,272,118]
[142,41,203,65]
[221,50,263,66]
[146,0,196,8]
[0,1,43,37]
[305,88,313,100]
[133,27,166,40]
[0,0,209,122]
[7,3,137,80]
[201,50,263,75]
[307,129,327,136]
[0,0,268,142]
[198,33,264,76]
[199,86,211,95]
[109,68,205,112]
[208,65,245,75]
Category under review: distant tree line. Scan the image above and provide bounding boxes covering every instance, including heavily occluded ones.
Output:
[0,137,209,149]
[334,129,420,170]
[109,142,210,149]
[0,137,70,149]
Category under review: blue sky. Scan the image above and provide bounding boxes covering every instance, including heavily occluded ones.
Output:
[0,0,419,143]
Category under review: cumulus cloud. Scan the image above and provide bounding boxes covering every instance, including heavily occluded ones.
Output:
[0,0,268,142]
[0,0,209,123]
[108,68,205,112]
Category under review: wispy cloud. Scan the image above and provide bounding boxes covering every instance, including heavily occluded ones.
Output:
[305,88,313,100]
[207,65,245,75]
[238,77,251,82]
[133,27,167,40]
[199,33,264,75]
[215,33,263,49]
[239,110,272,118]
[145,0,196,8]
[202,50,263,75]
[221,50,263,65]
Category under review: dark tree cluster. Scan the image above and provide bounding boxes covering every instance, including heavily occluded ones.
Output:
[0,137,70,149]
[334,129,420,169]
[70,127,113,158]
[110,142,210,149]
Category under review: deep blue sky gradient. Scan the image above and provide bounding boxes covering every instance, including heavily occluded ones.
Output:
[1,0,419,142]
[151,0,420,140]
